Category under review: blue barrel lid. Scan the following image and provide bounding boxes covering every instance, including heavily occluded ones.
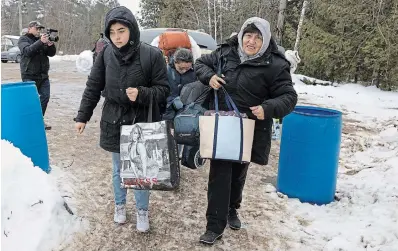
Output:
[293,106,342,117]
[1,81,36,89]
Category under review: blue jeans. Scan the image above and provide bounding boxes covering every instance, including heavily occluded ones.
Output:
[23,78,50,116]
[112,153,150,210]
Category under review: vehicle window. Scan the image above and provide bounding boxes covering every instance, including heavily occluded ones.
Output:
[1,38,13,51]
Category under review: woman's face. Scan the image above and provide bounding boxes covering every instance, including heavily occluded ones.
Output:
[131,128,140,141]
[174,61,192,74]
[109,22,130,48]
[242,32,263,56]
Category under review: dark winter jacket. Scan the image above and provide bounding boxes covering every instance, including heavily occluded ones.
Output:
[75,6,170,153]
[18,33,56,80]
[194,36,298,165]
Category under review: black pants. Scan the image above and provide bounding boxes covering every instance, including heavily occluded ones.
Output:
[206,159,249,234]
[23,78,50,116]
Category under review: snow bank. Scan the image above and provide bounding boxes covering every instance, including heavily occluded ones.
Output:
[264,75,398,250]
[49,54,79,62]
[1,140,82,251]
[292,74,398,121]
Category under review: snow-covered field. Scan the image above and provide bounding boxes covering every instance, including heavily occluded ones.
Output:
[1,60,397,251]
[262,75,398,250]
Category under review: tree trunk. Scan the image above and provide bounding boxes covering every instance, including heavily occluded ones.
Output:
[219,0,222,42]
[213,0,217,42]
[275,0,287,46]
[207,0,212,35]
[189,0,200,28]
[294,0,309,52]
[18,0,22,34]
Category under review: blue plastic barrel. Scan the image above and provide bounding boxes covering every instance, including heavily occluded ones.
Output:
[277,106,342,205]
[1,81,50,173]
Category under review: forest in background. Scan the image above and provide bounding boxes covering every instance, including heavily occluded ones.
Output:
[2,0,397,90]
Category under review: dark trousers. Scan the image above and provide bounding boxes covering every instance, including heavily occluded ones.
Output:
[23,78,50,116]
[206,159,249,234]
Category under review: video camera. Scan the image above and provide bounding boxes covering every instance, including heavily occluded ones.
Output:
[45,28,59,42]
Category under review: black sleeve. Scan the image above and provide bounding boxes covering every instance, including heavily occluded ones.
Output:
[194,49,219,85]
[44,44,56,57]
[74,49,106,123]
[18,36,43,57]
[261,64,298,119]
[136,48,170,106]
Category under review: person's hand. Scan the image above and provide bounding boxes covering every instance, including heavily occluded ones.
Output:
[40,34,49,44]
[250,105,265,120]
[126,87,139,102]
[47,41,54,46]
[75,122,86,134]
[209,74,226,89]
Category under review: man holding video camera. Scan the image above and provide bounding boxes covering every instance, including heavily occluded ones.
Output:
[18,21,57,130]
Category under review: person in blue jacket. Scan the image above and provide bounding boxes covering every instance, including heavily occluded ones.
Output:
[162,48,197,120]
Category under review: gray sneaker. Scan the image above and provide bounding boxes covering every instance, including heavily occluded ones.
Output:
[114,204,126,224]
[136,209,149,232]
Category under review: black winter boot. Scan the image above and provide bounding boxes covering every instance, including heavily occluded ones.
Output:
[228,207,241,230]
[199,230,223,245]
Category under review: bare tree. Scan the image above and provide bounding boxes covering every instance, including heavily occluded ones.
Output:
[189,0,200,28]
[219,0,222,42]
[207,0,212,34]
[275,0,287,45]
[294,0,309,51]
[18,0,22,34]
[213,0,217,42]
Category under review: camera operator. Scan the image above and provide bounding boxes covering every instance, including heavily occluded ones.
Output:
[18,21,57,130]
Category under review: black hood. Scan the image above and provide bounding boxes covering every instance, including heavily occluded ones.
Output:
[104,6,140,50]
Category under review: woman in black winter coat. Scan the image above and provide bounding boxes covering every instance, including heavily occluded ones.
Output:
[195,17,298,244]
[74,7,169,232]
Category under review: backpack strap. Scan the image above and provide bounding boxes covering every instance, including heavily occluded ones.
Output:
[139,42,152,84]
[138,42,166,116]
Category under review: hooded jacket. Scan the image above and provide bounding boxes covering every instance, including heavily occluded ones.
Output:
[195,17,297,165]
[75,6,170,153]
[238,17,271,63]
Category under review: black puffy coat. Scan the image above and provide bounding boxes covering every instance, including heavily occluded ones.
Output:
[18,33,56,80]
[75,7,170,153]
[194,36,297,165]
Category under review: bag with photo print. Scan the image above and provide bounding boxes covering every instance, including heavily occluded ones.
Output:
[120,96,180,191]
